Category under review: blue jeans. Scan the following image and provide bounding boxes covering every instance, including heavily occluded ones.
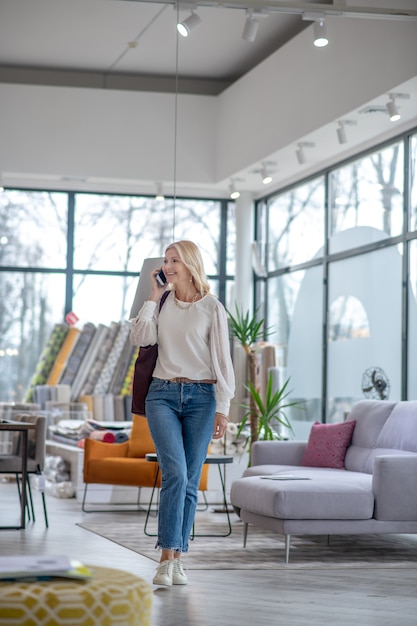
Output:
[145,379,216,553]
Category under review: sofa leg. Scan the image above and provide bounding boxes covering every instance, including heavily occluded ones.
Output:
[285,534,291,564]
[243,522,248,547]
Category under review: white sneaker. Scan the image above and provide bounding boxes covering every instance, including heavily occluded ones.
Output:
[172,559,188,585]
[153,560,173,586]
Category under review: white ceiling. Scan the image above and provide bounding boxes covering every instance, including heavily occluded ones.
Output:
[1,0,417,197]
[0,0,320,85]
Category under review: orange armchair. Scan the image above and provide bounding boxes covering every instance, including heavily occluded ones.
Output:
[82,414,209,512]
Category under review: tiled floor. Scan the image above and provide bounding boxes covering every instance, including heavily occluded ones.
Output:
[1,480,417,626]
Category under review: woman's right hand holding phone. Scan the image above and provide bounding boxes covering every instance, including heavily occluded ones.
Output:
[149,267,167,302]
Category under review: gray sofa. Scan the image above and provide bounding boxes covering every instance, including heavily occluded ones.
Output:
[230,400,417,562]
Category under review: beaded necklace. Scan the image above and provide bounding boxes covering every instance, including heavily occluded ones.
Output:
[173,292,199,310]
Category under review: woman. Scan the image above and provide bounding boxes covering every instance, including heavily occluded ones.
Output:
[129,240,235,586]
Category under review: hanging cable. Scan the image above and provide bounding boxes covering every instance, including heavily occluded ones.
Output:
[172,4,181,240]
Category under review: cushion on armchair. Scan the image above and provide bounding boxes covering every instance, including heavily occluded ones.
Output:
[301,420,356,469]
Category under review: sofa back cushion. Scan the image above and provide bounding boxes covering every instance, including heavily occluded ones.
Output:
[344,400,417,474]
[375,401,417,452]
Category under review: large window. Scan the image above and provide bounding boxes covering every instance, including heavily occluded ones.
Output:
[329,142,404,254]
[327,247,402,422]
[74,194,223,275]
[259,129,416,428]
[0,190,68,268]
[0,191,233,402]
[268,178,325,269]
[267,266,323,439]
[0,272,66,402]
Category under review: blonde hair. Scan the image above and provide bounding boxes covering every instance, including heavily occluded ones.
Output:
[165,240,211,296]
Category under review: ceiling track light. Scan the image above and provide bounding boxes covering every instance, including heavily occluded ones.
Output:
[313,18,328,47]
[177,10,201,37]
[252,161,276,183]
[261,163,272,184]
[385,92,410,122]
[229,180,240,199]
[336,120,357,145]
[386,94,400,122]
[386,98,400,122]
[336,123,347,145]
[296,145,306,165]
[242,9,269,43]
[296,142,315,165]
[155,182,165,201]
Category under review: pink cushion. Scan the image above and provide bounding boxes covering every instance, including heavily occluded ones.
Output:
[301,420,356,469]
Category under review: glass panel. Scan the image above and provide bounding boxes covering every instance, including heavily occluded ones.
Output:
[74,194,222,276]
[408,239,417,399]
[255,199,268,274]
[0,190,68,268]
[224,279,235,310]
[329,142,404,253]
[72,274,138,326]
[0,272,66,402]
[267,178,325,270]
[328,296,370,341]
[171,199,221,276]
[208,278,219,299]
[74,193,171,273]
[267,266,323,440]
[327,245,402,421]
[410,133,417,232]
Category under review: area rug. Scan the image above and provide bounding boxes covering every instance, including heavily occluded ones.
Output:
[77,512,417,570]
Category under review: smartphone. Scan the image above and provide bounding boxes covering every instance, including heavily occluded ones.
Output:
[156,268,167,286]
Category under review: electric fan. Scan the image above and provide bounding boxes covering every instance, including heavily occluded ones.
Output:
[361,367,390,400]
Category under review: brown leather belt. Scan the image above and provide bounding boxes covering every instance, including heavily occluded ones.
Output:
[168,377,216,384]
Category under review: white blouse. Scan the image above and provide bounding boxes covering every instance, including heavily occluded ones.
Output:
[129,292,235,416]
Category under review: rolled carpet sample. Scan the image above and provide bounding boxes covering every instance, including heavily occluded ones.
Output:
[115,431,129,444]
[89,430,116,443]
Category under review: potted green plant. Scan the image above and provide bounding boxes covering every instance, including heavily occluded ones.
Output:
[227,304,303,465]
[227,305,270,447]
[238,374,301,465]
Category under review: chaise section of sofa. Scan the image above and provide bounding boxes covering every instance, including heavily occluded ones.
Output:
[230,400,417,562]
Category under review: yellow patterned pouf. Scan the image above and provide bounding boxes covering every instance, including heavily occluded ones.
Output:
[0,565,152,626]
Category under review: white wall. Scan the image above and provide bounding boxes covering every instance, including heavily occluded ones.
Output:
[0,85,216,186]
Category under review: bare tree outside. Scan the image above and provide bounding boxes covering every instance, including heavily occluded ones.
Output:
[330,142,403,242]
[266,178,324,347]
[0,191,67,401]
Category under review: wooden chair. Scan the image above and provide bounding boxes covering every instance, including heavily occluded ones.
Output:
[82,414,209,512]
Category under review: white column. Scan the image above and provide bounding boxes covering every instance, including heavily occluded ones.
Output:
[229,191,255,424]
[233,191,254,313]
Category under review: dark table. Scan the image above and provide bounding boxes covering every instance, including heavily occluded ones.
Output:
[0,420,36,529]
